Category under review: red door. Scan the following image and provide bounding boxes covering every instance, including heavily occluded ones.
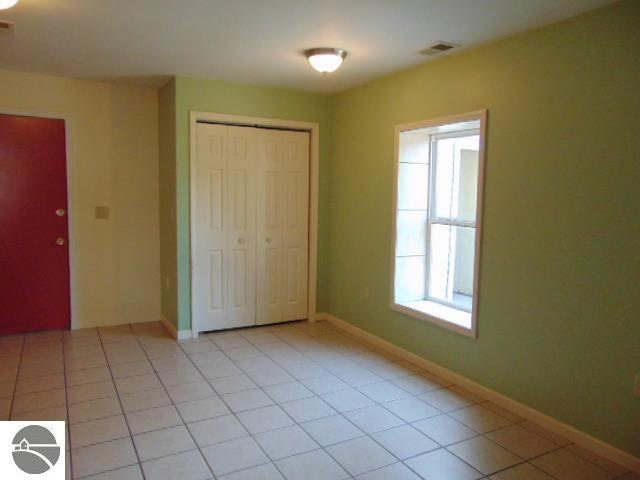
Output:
[0,114,71,335]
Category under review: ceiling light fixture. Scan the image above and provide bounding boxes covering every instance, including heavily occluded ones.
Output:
[0,0,19,10]
[304,48,347,74]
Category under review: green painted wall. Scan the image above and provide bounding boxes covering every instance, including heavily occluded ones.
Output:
[157,0,638,456]
[172,76,332,331]
[328,0,640,456]
[158,79,178,327]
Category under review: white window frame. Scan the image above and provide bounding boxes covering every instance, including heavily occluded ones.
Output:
[390,110,487,338]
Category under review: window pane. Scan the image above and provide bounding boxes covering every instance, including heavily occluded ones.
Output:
[399,132,429,164]
[428,224,475,310]
[433,135,479,222]
[398,163,428,210]
[395,256,426,303]
[396,210,427,257]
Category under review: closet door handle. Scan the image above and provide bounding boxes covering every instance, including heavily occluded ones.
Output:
[237,238,245,245]
[266,237,272,244]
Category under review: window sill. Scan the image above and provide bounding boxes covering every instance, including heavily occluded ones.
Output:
[392,300,476,337]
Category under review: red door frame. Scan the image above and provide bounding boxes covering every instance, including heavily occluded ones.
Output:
[0,108,74,332]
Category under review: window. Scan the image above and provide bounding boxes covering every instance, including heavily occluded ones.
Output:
[392,111,486,336]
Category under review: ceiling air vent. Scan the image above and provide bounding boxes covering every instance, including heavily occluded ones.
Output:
[0,20,15,34]
[419,41,460,56]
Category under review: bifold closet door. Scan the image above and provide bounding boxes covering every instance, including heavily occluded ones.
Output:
[193,123,257,332]
[256,129,310,325]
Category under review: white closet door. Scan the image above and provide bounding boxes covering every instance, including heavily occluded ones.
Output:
[256,131,284,325]
[226,126,257,327]
[193,123,256,332]
[257,129,309,324]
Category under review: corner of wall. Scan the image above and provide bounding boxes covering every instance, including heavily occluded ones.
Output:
[157,77,179,330]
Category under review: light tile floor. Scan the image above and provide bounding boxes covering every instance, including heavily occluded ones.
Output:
[0,320,635,480]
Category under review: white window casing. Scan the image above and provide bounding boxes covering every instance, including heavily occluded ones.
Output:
[391,110,487,337]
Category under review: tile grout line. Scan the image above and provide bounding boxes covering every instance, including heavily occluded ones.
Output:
[170,322,624,480]
[59,388,599,478]
[316,326,591,480]
[189,326,347,478]
[304,332,566,478]
[222,327,353,477]
[443,441,567,480]
[206,325,448,478]
[6,329,514,478]
[140,323,217,479]
[280,324,384,479]
[62,332,76,480]
[560,445,631,479]
[7,333,25,420]
[211,325,379,479]
[93,326,148,480]
[176,326,293,479]
[64,332,251,476]
[338,350,570,479]
[42,321,625,480]
[10,334,71,475]
[106,342,562,473]
[228,326,356,480]
[234,325,531,479]
[318,391,538,478]
[279,348,465,477]
[0,323,623,480]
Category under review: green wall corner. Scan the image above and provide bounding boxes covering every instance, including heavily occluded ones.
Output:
[158,78,178,329]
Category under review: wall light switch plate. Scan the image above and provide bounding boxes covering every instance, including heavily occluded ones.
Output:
[95,206,110,220]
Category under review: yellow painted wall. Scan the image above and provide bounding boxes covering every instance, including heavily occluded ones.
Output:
[0,69,161,328]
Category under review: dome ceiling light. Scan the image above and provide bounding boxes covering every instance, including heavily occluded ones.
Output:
[304,48,347,74]
[0,0,19,10]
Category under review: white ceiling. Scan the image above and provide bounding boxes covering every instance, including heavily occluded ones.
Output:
[0,0,616,94]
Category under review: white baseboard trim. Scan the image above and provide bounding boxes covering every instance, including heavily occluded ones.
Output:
[319,312,640,474]
[160,317,193,341]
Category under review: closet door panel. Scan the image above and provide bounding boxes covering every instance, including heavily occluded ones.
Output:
[257,130,309,325]
[256,132,285,324]
[208,251,224,311]
[193,124,228,331]
[226,126,257,327]
[282,131,309,321]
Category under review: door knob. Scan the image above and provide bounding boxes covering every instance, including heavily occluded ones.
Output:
[56,209,66,217]
[266,237,272,244]
[56,238,66,246]
[238,238,245,245]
